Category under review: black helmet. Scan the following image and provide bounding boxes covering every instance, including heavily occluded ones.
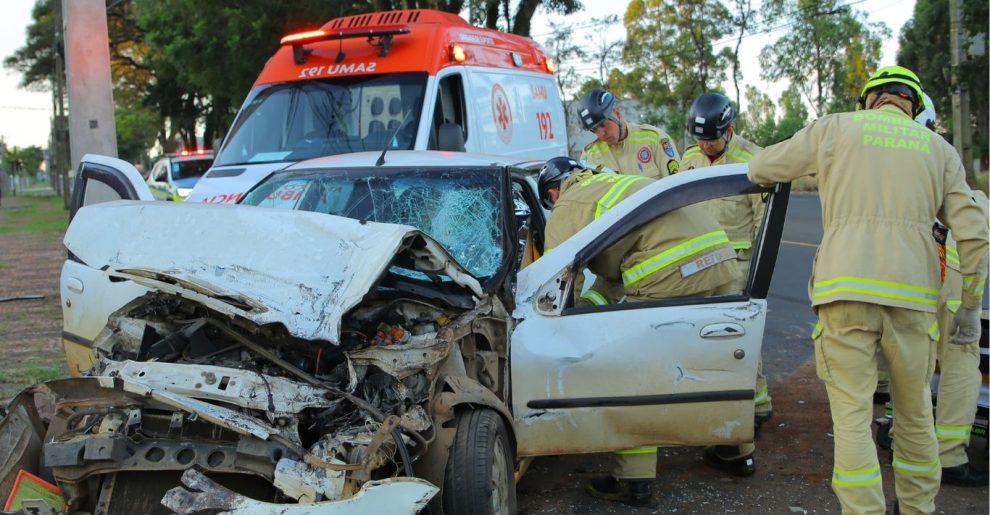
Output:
[538,157,583,209]
[577,89,617,131]
[687,92,736,140]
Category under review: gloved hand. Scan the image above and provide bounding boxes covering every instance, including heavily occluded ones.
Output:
[950,306,981,345]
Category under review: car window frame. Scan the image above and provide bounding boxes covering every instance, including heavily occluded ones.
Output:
[557,173,789,316]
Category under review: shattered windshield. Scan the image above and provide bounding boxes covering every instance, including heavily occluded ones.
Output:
[215,73,427,167]
[241,167,506,278]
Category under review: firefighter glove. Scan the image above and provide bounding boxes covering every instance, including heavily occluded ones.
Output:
[950,306,981,345]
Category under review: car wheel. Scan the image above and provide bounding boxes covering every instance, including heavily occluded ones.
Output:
[442,408,516,515]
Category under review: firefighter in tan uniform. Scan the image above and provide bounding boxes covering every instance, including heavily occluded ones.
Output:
[682,92,773,445]
[932,213,989,486]
[537,157,742,506]
[577,89,681,179]
[748,66,989,514]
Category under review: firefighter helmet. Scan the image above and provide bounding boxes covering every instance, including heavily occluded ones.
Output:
[858,65,924,116]
[577,89,617,131]
[687,92,736,141]
[538,156,584,209]
[915,92,936,131]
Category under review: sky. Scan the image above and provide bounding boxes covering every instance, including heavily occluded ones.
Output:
[0,0,916,150]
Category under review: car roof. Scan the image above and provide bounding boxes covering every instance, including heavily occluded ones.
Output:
[284,150,544,171]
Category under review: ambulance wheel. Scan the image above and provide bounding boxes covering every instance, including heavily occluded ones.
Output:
[442,408,516,515]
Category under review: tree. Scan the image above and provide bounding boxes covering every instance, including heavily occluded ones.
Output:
[3,0,57,92]
[737,85,777,146]
[898,0,988,164]
[727,0,758,109]
[737,84,807,146]
[542,22,587,99]
[759,0,889,117]
[467,0,581,36]
[621,0,735,137]
[583,15,623,88]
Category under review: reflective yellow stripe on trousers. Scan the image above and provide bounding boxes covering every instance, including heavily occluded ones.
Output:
[832,465,882,486]
[891,455,939,476]
[935,423,970,441]
[812,276,939,307]
[622,230,731,287]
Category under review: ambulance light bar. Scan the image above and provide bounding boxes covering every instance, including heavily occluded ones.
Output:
[281,25,412,64]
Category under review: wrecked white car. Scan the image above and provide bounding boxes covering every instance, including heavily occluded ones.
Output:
[4,152,788,514]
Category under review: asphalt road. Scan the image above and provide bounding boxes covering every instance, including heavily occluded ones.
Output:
[763,192,823,392]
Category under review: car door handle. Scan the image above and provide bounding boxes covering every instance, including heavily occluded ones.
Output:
[700,323,745,338]
[66,277,84,294]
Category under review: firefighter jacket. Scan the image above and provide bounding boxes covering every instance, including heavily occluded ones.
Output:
[580,122,681,179]
[941,190,989,313]
[682,134,766,260]
[748,105,989,313]
[544,170,740,302]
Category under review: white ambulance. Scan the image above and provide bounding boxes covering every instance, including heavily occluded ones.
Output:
[189,9,568,204]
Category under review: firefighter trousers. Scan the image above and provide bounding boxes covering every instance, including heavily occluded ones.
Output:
[816,301,939,515]
[934,273,978,467]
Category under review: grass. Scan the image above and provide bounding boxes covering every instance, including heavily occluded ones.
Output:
[0,195,69,234]
[0,360,67,399]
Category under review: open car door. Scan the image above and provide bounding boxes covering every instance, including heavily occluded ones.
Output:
[510,164,789,457]
[62,155,154,375]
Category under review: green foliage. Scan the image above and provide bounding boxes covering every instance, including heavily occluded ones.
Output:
[898,0,988,160]
[619,0,735,136]
[759,0,889,117]
[3,0,56,91]
[4,145,45,178]
[737,84,807,146]
[0,196,68,234]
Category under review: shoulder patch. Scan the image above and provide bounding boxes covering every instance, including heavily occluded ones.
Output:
[667,160,680,174]
[661,138,675,158]
[637,146,653,163]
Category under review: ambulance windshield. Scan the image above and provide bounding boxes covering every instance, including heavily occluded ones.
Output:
[216,72,428,166]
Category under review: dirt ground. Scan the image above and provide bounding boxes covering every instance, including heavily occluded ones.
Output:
[0,195,986,513]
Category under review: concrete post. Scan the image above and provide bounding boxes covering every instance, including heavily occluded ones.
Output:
[62,0,117,176]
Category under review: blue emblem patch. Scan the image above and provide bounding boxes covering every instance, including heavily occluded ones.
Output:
[662,139,675,158]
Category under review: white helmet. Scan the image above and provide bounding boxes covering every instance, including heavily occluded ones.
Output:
[915,92,936,131]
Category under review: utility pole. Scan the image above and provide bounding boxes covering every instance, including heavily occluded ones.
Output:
[948,0,973,180]
[62,0,118,184]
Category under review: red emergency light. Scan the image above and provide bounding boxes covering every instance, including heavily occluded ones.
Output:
[449,44,467,63]
[280,25,412,64]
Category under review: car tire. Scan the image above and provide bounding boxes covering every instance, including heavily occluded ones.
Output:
[442,408,516,515]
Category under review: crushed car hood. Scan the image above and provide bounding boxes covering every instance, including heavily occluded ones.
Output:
[65,201,482,343]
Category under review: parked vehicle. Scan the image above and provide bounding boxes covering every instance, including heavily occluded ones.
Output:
[147,150,215,201]
[188,9,568,205]
[22,151,788,513]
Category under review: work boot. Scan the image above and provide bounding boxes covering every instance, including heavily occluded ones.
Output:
[941,463,989,487]
[584,476,653,507]
[703,445,756,477]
